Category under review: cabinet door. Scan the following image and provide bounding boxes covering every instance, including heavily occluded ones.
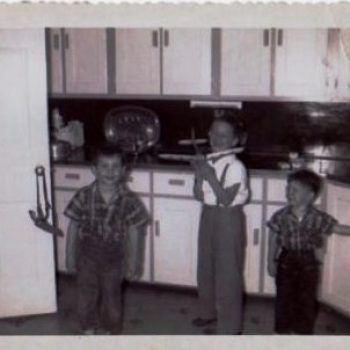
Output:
[115,29,161,95]
[336,29,350,99]
[64,28,108,94]
[162,29,211,95]
[153,197,201,286]
[221,29,272,97]
[54,190,75,273]
[243,204,263,294]
[274,29,328,98]
[263,205,285,295]
[321,183,350,315]
[47,29,64,94]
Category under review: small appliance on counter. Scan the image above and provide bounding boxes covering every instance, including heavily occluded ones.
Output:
[103,106,160,156]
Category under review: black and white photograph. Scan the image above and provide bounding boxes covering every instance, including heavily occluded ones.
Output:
[1,4,350,347]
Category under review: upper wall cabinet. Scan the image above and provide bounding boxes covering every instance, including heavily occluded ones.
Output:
[115,29,161,95]
[221,29,272,97]
[162,29,212,96]
[274,29,329,99]
[114,28,212,96]
[48,28,108,95]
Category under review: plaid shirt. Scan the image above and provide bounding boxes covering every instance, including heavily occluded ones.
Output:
[64,181,149,244]
[267,205,337,252]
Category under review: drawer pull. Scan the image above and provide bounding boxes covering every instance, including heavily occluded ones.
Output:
[253,228,259,245]
[168,179,185,186]
[64,173,80,180]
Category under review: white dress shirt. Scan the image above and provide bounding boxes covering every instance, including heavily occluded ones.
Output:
[201,149,249,207]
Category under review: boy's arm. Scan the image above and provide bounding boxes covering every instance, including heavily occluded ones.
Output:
[267,229,279,277]
[193,175,204,201]
[126,224,146,280]
[333,224,350,236]
[66,219,79,273]
[207,176,240,207]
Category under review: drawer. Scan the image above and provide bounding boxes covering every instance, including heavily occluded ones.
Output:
[153,171,194,197]
[53,166,94,189]
[267,178,321,205]
[250,177,263,201]
[127,170,151,193]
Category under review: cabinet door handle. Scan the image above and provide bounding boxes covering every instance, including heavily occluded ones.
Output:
[263,29,270,47]
[152,30,159,47]
[335,78,339,89]
[155,220,160,237]
[64,33,69,50]
[253,228,259,245]
[277,29,283,46]
[64,173,80,180]
[168,179,185,186]
[53,33,60,50]
[164,30,169,47]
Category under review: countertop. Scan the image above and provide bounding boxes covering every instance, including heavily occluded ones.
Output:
[52,147,350,184]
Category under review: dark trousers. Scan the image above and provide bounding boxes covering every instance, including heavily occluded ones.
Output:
[275,250,320,335]
[197,205,246,335]
[77,245,124,334]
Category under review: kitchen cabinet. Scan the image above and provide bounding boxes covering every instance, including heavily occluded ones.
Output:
[153,197,200,287]
[48,28,108,95]
[243,204,264,294]
[162,29,212,95]
[274,29,329,98]
[114,28,212,96]
[220,29,272,97]
[321,182,350,316]
[115,29,161,95]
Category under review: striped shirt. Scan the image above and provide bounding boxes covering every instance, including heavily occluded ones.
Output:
[267,205,337,252]
[64,181,149,245]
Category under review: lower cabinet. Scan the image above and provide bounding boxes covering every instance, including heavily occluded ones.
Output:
[321,183,350,316]
[152,197,201,287]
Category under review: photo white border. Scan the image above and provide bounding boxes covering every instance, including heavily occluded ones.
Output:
[1,1,350,349]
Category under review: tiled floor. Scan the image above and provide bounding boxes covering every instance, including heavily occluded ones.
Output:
[0,275,349,335]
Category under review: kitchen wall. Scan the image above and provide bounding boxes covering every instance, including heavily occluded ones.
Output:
[48,99,350,174]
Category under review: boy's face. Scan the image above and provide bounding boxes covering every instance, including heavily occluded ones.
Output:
[286,180,315,208]
[209,120,239,153]
[93,154,125,188]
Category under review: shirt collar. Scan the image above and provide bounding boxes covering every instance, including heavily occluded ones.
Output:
[92,181,124,205]
[286,204,315,221]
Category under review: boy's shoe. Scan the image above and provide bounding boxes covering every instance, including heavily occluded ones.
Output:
[202,327,216,335]
[192,317,217,327]
[83,328,96,335]
[96,328,111,335]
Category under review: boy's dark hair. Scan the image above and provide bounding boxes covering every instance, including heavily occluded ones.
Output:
[287,169,323,196]
[92,143,127,165]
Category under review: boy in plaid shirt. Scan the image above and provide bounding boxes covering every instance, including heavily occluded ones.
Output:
[64,144,149,335]
[267,169,350,334]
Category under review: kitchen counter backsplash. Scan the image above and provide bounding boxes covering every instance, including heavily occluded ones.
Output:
[49,99,350,178]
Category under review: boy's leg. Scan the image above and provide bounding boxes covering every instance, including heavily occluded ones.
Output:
[215,207,245,335]
[196,207,216,321]
[293,257,319,335]
[100,262,123,335]
[275,252,298,334]
[77,254,99,333]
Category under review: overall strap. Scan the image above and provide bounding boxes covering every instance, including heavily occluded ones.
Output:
[216,163,230,206]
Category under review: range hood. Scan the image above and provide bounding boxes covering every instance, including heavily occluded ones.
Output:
[190,100,242,109]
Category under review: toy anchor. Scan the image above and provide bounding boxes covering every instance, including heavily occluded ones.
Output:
[28,165,63,237]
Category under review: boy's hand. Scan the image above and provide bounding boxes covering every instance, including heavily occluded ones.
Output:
[268,260,277,277]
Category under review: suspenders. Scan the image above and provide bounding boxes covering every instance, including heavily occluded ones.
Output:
[216,163,230,206]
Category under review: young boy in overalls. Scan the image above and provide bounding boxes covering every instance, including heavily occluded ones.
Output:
[64,144,149,335]
[267,169,350,334]
[192,115,249,335]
